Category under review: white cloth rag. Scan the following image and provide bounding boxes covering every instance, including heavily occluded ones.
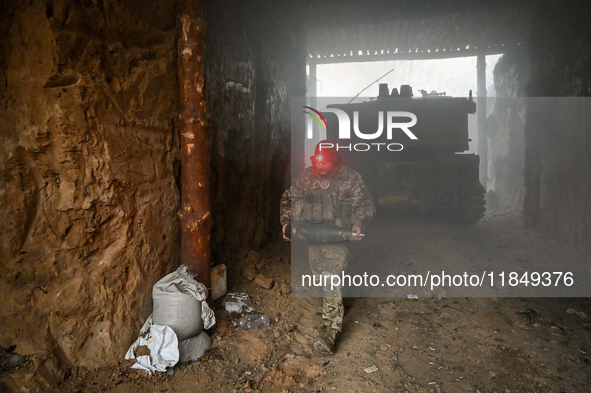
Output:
[124,323,179,374]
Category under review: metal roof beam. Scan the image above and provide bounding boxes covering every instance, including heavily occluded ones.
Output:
[308,46,511,65]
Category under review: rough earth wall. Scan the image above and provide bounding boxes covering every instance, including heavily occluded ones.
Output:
[205,0,306,260]
[523,1,591,250]
[486,49,528,216]
[0,0,180,383]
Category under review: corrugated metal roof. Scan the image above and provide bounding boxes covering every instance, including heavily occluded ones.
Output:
[306,2,532,63]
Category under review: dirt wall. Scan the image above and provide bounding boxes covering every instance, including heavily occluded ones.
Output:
[486,49,529,216]
[205,0,306,260]
[0,0,180,382]
[484,1,591,250]
[523,1,591,250]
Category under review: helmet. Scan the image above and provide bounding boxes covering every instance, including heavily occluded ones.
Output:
[311,140,342,167]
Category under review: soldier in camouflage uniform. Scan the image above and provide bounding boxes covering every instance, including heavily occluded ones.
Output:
[280,140,375,353]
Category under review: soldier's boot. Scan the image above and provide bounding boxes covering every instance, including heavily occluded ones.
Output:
[313,326,337,354]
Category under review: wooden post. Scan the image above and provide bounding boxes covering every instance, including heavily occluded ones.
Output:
[177,0,211,290]
[477,52,488,189]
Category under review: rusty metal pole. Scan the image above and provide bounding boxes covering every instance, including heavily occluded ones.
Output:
[177,0,211,290]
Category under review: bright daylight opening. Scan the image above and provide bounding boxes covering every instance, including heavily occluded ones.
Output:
[305,55,502,156]
[311,55,502,99]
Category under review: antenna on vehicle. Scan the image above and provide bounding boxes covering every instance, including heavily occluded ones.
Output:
[347,68,395,104]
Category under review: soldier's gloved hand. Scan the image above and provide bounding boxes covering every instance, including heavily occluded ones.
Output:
[282,223,291,242]
[350,224,363,241]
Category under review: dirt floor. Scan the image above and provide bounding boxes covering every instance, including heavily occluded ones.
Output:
[2,210,591,393]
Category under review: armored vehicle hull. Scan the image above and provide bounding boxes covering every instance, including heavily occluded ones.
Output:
[323,85,485,223]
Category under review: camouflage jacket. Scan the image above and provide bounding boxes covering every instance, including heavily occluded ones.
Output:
[280,164,375,229]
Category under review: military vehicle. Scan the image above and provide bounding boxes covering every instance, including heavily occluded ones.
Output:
[322,83,485,223]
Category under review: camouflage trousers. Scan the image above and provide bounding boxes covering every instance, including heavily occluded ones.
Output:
[307,242,349,333]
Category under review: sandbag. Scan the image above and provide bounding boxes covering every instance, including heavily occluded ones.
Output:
[178,331,211,362]
[152,266,215,341]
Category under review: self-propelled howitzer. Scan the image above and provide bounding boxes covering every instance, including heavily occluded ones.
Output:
[322,84,485,223]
